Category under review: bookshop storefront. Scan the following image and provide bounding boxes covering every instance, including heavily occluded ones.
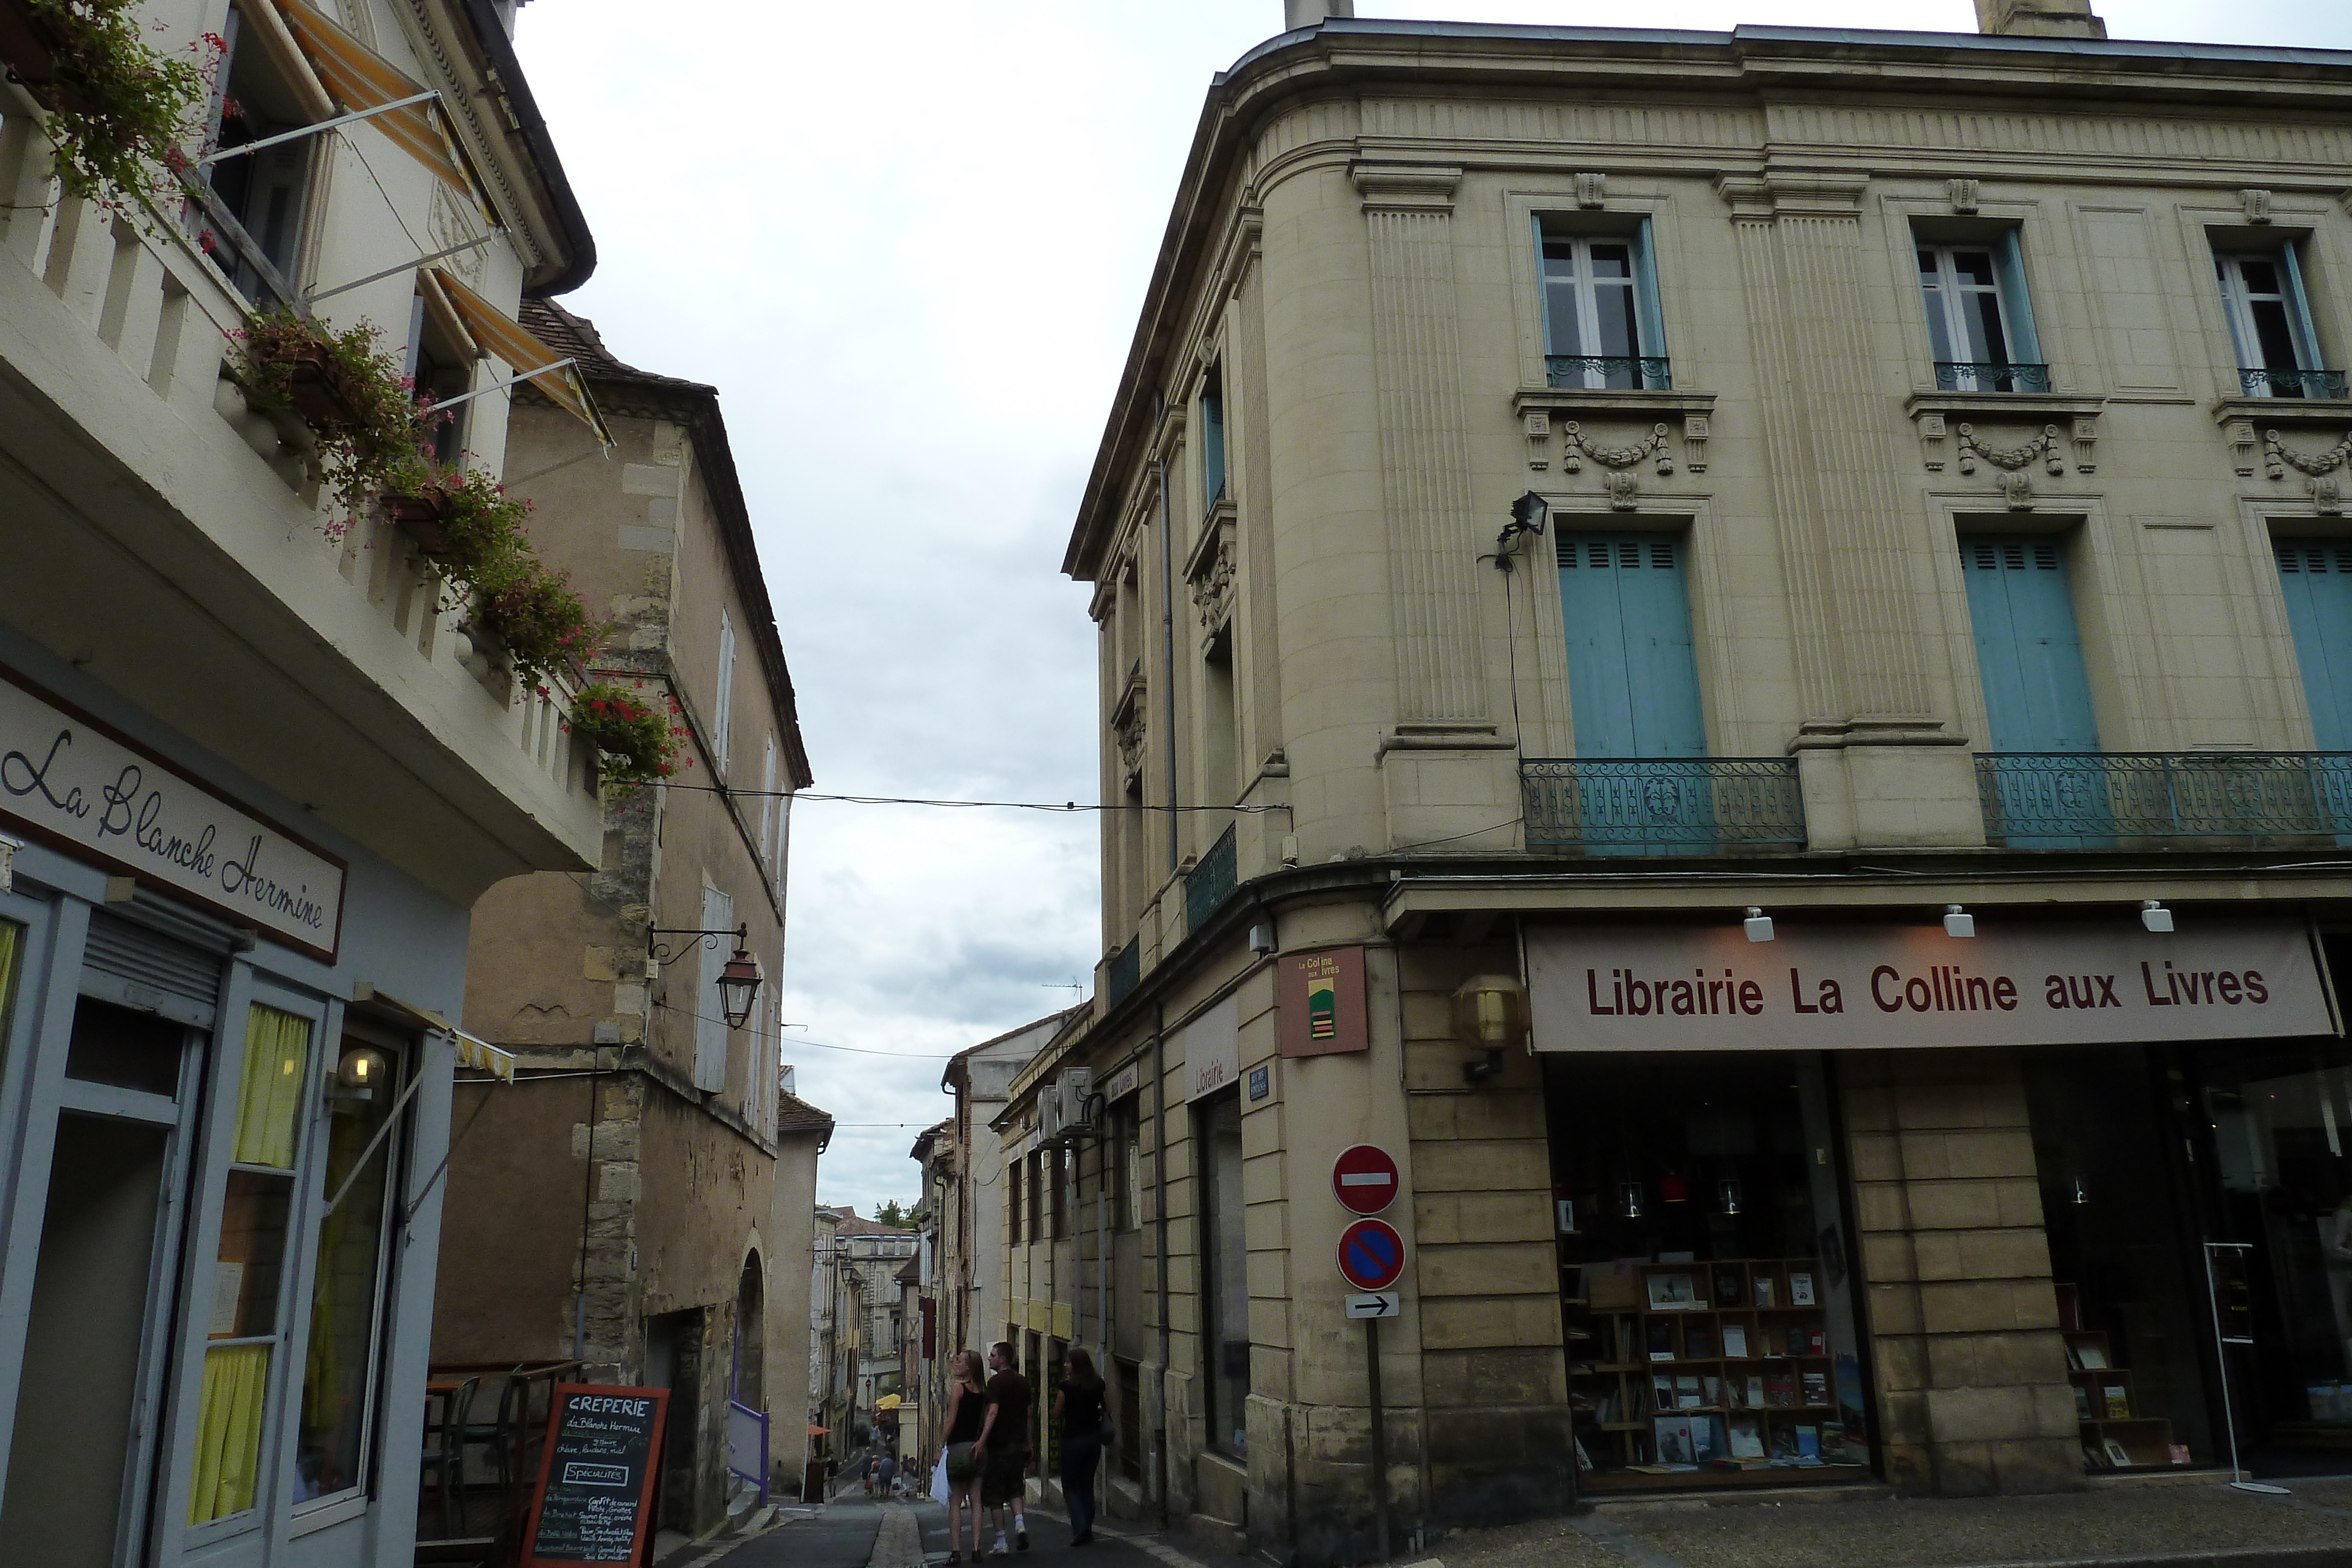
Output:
[0,656,470,1564]
[1525,914,2348,1492]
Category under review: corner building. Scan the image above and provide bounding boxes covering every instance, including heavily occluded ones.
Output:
[1006,8,2352,1562]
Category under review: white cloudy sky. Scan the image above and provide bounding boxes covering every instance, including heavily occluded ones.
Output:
[512,0,2352,1215]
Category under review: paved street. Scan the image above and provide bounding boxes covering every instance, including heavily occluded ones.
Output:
[704,1486,1212,1568]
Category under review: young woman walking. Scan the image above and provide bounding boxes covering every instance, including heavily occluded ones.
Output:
[1053,1348,1108,1546]
[939,1349,989,1563]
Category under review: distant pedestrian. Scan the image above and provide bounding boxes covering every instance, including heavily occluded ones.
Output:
[1055,1348,1107,1546]
[862,1450,877,1496]
[973,1341,1031,1554]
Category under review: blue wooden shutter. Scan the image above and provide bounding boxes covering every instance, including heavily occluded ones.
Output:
[2275,540,2352,749]
[1632,218,1667,387]
[1996,229,2043,365]
[2280,242,2324,374]
[1962,538,2099,752]
[1558,534,1706,757]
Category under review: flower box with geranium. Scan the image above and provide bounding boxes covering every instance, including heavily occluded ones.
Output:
[569,682,688,791]
[235,308,437,517]
[0,0,223,218]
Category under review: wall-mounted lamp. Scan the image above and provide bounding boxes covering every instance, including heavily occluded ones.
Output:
[1618,1181,1645,1219]
[1454,973,1529,1083]
[650,921,765,1029]
[1743,907,1775,942]
[2070,1176,2090,1206]
[1492,491,1549,572]
[1718,1179,1743,1216]
[1943,904,1976,938]
[2141,900,2174,934]
[332,1044,390,1104]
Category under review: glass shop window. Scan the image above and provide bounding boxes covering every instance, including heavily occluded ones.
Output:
[293,1031,407,1507]
[189,1004,314,1526]
[1545,1051,1868,1490]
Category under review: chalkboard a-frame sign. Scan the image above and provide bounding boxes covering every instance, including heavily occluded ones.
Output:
[520,1383,671,1567]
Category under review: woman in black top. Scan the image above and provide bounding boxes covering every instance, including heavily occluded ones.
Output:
[1053,1348,1108,1545]
[940,1349,987,1563]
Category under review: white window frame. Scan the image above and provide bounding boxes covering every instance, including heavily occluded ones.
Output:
[2217,246,2325,394]
[1916,234,2043,389]
[712,613,737,777]
[1539,228,1660,389]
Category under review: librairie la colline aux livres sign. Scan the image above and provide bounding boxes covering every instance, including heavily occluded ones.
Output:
[1524,920,2337,1051]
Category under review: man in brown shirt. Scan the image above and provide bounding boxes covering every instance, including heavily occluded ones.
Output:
[973,1341,1031,1553]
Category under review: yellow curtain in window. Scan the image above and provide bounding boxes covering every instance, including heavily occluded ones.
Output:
[188,1343,271,1524]
[0,921,18,1015]
[233,1006,310,1169]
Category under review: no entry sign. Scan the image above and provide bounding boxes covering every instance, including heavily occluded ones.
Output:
[1331,1144,1400,1215]
[1337,1218,1406,1292]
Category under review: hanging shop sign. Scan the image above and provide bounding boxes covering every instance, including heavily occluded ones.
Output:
[0,666,345,959]
[1279,945,1369,1057]
[1525,920,2335,1052]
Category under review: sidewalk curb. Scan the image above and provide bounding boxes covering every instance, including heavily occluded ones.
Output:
[1932,1552,2352,1568]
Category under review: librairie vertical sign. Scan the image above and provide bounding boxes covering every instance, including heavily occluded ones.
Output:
[1525,920,2336,1051]
[0,668,345,958]
[522,1384,670,1566]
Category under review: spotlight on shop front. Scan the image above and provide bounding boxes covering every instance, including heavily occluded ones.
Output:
[1452,972,1529,1084]
[1943,904,1976,938]
[2141,900,2175,934]
[1742,907,1775,942]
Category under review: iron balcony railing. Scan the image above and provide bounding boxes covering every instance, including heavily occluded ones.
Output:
[1935,361,2052,393]
[1546,355,1673,391]
[1185,824,1238,931]
[1522,758,1806,855]
[2239,366,2350,400]
[1976,751,2352,848]
[1107,941,1140,1007]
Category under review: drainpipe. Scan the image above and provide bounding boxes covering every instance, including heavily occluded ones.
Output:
[1097,1124,1110,1363]
[1158,453,1180,874]
[1151,1001,1171,1527]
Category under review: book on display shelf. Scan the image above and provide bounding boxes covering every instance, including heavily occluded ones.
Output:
[2076,1343,2108,1370]
[2102,1438,2132,1468]
[2073,1385,2093,1421]
[1745,1376,1766,1409]
[1702,1376,1722,1408]
[1675,1375,1703,1410]
[1714,1270,1745,1309]
[1754,1276,1776,1308]
[1652,1375,1675,1413]
[1789,1271,1816,1306]
[1722,1323,1749,1359]
[1648,1319,1676,1360]
[1685,1326,1713,1359]
[1796,1426,1821,1462]
[1728,1416,1766,1460]
[1803,1371,1829,1406]
[2103,1386,2130,1419]
[1649,1272,1699,1310]
[1768,1376,1796,1407]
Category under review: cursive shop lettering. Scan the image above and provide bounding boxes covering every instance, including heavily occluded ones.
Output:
[220,835,328,933]
[2,729,91,818]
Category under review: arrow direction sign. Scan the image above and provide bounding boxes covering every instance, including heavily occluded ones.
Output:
[1331,1144,1401,1215]
[1337,1217,1406,1292]
[1345,1292,1399,1319]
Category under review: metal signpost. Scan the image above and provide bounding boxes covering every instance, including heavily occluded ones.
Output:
[1336,1146,1407,1564]
[2203,1241,2288,1495]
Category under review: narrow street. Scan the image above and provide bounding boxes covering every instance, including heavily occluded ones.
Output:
[705,1484,1229,1568]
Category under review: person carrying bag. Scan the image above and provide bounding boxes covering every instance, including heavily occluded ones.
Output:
[939,1349,988,1564]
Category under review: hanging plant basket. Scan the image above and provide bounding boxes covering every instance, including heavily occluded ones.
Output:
[270,346,368,434]
[0,0,99,115]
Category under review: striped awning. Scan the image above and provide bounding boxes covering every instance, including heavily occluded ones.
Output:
[430,267,614,447]
[451,1028,517,1082]
[269,0,486,208]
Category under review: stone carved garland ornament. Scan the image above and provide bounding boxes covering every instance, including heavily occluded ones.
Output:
[2259,429,2352,516]
[1955,423,2066,479]
[1561,421,1673,477]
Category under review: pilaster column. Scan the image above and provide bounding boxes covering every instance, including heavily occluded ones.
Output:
[1356,164,1488,731]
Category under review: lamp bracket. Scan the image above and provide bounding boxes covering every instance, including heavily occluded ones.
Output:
[648,922,749,967]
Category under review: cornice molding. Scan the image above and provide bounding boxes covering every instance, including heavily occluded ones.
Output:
[1351,161,1463,210]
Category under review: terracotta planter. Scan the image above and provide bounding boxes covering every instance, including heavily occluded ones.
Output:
[0,0,98,115]
[378,491,455,555]
[274,351,364,434]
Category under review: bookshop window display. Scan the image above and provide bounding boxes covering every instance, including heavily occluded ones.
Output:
[1545,1051,1869,1490]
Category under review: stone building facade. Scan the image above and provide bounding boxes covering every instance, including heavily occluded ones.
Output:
[998,4,2352,1562]
[428,301,816,1533]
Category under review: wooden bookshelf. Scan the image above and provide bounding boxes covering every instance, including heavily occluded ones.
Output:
[1566,1258,1867,1483]
[2063,1322,2181,1470]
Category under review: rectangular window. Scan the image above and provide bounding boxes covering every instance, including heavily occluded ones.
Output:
[293,1030,407,1506]
[190,1004,315,1526]
[1917,235,2045,391]
[713,614,737,775]
[199,5,320,307]
[1963,537,2108,848]
[2219,246,2333,399]
[1556,535,1705,760]
[1198,1091,1247,1458]
[1539,220,1667,389]
[1201,367,1227,510]
[1008,1156,1024,1246]
[405,290,471,468]
[1028,1150,1044,1242]
[773,791,791,908]
[1050,1148,1067,1240]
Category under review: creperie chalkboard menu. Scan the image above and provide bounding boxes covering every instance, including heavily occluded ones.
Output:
[520,1384,670,1567]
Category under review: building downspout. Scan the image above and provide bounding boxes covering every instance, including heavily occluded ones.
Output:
[1151,1001,1172,1527]
[1158,454,1180,874]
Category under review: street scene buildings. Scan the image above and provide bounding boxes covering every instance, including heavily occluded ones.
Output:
[6,0,2352,1565]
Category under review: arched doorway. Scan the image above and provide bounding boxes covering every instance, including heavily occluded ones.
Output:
[735,1253,764,1409]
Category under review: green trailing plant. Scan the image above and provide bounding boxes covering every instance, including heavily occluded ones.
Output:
[231,307,439,520]
[473,559,601,690]
[567,681,690,791]
[2,1,222,220]
[385,465,607,688]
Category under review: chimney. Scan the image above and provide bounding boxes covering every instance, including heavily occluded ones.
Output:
[1285,0,1354,29]
[1973,0,2106,38]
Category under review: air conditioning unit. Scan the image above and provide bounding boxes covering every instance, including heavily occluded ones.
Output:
[1056,1068,1097,1142]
